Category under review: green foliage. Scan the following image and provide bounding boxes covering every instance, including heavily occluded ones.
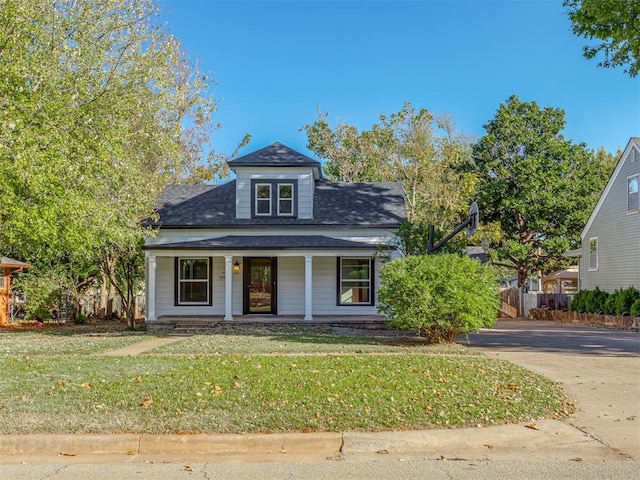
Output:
[564,0,640,77]
[378,254,500,343]
[0,0,227,324]
[630,299,640,316]
[569,289,587,312]
[613,287,640,315]
[603,294,617,315]
[303,103,478,232]
[585,288,610,314]
[468,95,614,287]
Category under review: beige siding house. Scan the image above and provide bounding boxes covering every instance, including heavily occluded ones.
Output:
[144,142,405,328]
[579,138,640,292]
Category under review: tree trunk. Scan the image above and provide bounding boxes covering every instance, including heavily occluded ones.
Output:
[518,268,529,291]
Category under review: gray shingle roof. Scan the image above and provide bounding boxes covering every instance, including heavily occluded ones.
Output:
[147,235,385,250]
[151,179,406,229]
[228,142,321,169]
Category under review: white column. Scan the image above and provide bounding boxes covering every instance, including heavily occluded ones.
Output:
[147,255,157,322]
[224,256,233,320]
[304,255,313,321]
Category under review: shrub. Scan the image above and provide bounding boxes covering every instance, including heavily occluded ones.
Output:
[569,290,587,312]
[378,254,500,343]
[584,287,609,314]
[614,287,640,315]
[603,293,617,315]
[631,299,640,316]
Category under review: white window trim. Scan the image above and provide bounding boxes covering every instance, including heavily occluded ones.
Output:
[277,183,294,216]
[177,257,210,305]
[338,257,373,306]
[588,237,598,272]
[255,183,272,216]
[627,174,639,214]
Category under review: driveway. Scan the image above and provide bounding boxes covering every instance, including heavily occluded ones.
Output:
[464,319,640,460]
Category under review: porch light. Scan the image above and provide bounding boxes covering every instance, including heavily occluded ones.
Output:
[233,260,240,274]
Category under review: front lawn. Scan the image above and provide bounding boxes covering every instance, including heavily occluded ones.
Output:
[0,327,574,434]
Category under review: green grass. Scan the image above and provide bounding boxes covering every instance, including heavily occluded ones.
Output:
[0,353,573,434]
[0,329,155,356]
[151,325,476,355]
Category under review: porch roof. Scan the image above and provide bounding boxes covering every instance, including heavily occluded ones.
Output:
[145,235,387,251]
[0,256,31,269]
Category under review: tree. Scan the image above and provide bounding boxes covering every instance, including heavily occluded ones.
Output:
[564,0,640,77]
[303,103,478,236]
[0,0,222,326]
[468,95,613,288]
[378,254,500,343]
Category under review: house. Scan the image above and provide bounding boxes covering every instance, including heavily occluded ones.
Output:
[579,137,640,292]
[0,256,31,326]
[144,142,406,329]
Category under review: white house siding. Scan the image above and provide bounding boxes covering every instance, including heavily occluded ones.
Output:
[234,167,314,219]
[311,256,381,316]
[580,142,640,292]
[276,257,305,314]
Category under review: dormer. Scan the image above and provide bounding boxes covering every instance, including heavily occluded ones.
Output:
[228,142,323,220]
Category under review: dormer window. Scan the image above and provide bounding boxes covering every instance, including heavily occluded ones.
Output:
[252,180,297,218]
[278,184,293,215]
[256,184,271,215]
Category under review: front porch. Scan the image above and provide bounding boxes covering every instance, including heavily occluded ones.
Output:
[147,314,386,334]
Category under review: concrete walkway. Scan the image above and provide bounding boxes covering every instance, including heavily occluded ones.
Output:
[99,336,186,356]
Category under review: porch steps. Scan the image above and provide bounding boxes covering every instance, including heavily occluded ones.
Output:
[148,315,391,335]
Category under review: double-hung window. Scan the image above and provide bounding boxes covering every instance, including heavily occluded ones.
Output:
[278,183,294,215]
[628,174,639,213]
[255,184,272,216]
[176,258,211,305]
[337,258,374,305]
[588,238,598,271]
[252,180,297,217]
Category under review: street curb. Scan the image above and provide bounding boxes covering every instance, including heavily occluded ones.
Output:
[0,432,343,457]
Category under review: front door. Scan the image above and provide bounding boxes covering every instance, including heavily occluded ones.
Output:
[243,257,277,314]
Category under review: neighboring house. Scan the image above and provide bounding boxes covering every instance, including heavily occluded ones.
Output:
[144,142,406,327]
[579,137,640,292]
[0,256,31,326]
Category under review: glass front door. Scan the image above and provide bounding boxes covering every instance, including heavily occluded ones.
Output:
[244,258,277,314]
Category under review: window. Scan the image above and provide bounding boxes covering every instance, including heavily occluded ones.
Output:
[255,184,271,216]
[589,238,598,271]
[628,174,639,213]
[337,258,374,305]
[175,258,211,305]
[251,180,297,218]
[278,183,294,215]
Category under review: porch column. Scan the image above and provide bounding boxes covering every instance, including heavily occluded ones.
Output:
[304,255,313,321]
[224,256,233,320]
[147,255,157,322]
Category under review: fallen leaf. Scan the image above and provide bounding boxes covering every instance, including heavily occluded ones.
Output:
[0,404,5,410]
[135,376,142,384]
[376,449,390,455]
[525,423,539,430]
[212,386,223,395]
[570,457,583,462]
[183,465,192,472]
[140,396,154,409]
[59,452,76,457]
[484,444,496,450]
[80,382,93,389]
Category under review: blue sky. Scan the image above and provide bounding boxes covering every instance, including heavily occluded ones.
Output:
[158,0,640,161]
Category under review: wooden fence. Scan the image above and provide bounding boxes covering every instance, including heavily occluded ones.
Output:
[500,288,573,318]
